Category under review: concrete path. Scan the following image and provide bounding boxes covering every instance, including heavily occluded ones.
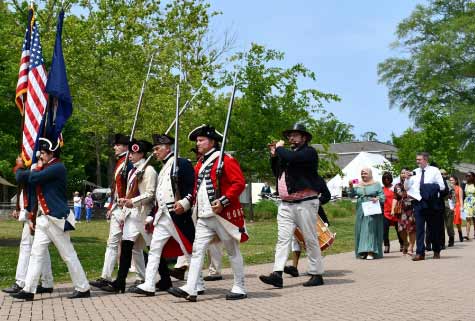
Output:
[1,240,474,321]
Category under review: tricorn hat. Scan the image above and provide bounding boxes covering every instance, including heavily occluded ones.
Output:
[188,124,223,142]
[128,139,152,154]
[113,133,130,146]
[38,137,60,153]
[152,134,174,146]
[282,123,312,142]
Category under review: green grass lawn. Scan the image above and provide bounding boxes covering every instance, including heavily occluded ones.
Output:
[0,200,397,288]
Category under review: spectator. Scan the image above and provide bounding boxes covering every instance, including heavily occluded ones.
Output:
[449,176,464,243]
[463,172,475,240]
[392,169,416,254]
[73,191,82,222]
[260,182,271,195]
[382,172,404,253]
[349,168,385,260]
[85,192,94,223]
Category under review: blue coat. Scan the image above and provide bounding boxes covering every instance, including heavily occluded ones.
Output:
[16,161,69,220]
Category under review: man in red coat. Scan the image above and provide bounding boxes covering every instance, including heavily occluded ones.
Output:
[168,124,248,302]
[89,134,145,288]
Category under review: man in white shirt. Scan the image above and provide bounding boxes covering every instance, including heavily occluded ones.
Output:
[404,152,445,261]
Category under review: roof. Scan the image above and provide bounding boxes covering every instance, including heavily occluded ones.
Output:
[313,141,398,154]
[0,176,15,187]
[454,163,475,174]
[313,141,398,168]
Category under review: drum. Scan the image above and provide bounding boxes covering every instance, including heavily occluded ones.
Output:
[294,215,336,251]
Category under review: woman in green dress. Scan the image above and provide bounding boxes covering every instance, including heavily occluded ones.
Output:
[349,168,385,260]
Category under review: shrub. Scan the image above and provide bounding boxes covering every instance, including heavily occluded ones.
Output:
[244,200,278,221]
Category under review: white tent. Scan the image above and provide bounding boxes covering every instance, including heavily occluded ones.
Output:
[327,151,392,198]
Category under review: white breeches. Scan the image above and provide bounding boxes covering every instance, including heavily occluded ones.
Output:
[181,216,245,296]
[138,213,190,292]
[15,222,53,288]
[207,241,223,276]
[273,199,324,275]
[23,215,90,293]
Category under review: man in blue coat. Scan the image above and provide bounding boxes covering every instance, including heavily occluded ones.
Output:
[11,138,90,301]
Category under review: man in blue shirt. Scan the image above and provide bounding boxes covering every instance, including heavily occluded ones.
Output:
[11,138,90,301]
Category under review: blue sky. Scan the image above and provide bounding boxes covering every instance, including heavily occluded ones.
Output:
[209,1,427,142]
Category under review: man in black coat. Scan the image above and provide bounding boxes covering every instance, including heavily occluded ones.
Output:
[129,134,197,296]
[260,123,325,288]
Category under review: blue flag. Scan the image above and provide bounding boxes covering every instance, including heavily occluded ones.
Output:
[45,9,72,143]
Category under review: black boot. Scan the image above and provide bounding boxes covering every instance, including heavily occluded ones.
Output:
[100,240,134,293]
[459,230,464,242]
[259,271,283,288]
[156,257,172,291]
[448,236,454,247]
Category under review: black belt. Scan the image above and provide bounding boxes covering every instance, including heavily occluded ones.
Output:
[281,196,319,204]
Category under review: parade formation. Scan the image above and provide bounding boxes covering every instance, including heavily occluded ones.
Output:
[2,3,330,303]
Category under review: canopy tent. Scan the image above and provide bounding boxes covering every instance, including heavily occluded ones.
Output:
[327,151,392,198]
[0,176,15,187]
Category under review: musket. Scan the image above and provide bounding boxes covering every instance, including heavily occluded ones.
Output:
[171,83,181,201]
[215,71,239,199]
[121,53,155,178]
[136,82,205,175]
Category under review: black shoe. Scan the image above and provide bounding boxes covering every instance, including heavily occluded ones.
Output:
[89,277,110,288]
[167,287,197,302]
[203,275,223,282]
[133,279,145,286]
[169,267,186,281]
[128,286,155,296]
[155,279,172,292]
[68,290,91,299]
[425,246,432,252]
[283,266,299,277]
[100,280,125,293]
[197,290,205,295]
[2,283,22,294]
[303,274,324,287]
[36,285,54,294]
[259,272,283,288]
[225,292,247,300]
[448,236,454,247]
[11,290,34,301]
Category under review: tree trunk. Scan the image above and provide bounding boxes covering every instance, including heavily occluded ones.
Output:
[246,174,254,222]
[95,135,102,187]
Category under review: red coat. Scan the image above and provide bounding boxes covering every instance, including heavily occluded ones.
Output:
[194,153,249,242]
[107,155,128,210]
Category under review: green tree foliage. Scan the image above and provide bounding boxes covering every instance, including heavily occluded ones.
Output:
[307,112,355,144]
[1,1,342,194]
[0,1,23,182]
[378,0,475,162]
[392,108,460,171]
[191,44,340,181]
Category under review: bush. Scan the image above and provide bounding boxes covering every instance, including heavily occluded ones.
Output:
[245,200,278,221]
[326,199,355,219]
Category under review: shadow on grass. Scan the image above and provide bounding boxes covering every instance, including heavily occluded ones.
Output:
[69,236,102,243]
[0,238,20,247]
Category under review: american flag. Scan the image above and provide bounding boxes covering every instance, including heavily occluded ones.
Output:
[18,15,48,165]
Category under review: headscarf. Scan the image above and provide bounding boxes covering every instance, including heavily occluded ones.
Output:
[360,167,375,186]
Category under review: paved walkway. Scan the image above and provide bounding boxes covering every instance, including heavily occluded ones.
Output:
[1,240,475,321]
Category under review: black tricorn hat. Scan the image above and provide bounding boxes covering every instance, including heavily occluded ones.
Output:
[282,123,312,142]
[129,139,152,154]
[38,137,60,153]
[113,133,130,146]
[152,134,174,146]
[188,124,223,142]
